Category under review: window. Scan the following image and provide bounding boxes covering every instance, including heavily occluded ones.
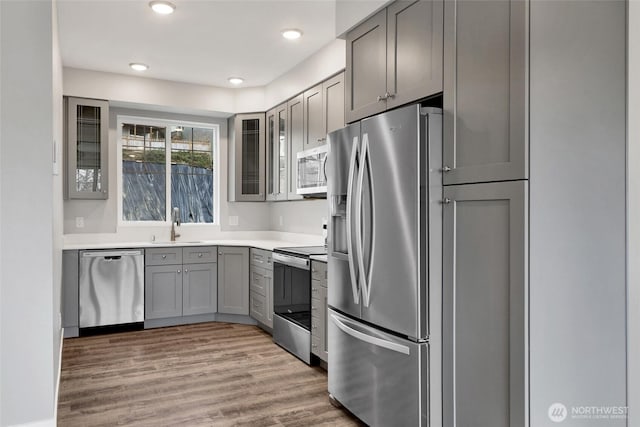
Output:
[119,117,218,224]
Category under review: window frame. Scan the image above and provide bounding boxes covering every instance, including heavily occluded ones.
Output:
[117,115,220,227]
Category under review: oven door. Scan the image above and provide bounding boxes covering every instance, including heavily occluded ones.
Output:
[272,253,312,364]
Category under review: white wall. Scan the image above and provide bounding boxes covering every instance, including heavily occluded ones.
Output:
[63,38,345,241]
[0,1,55,425]
[269,199,327,236]
[335,0,390,37]
[63,107,271,239]
[628,2,639,424]
[52,0,64,395]
[263,39,346,109]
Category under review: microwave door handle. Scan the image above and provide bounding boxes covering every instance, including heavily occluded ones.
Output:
[356,133,370,308]
[346,137,361,304]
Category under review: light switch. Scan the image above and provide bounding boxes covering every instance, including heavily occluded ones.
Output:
[229,216,239,226]
[75,217,85,228]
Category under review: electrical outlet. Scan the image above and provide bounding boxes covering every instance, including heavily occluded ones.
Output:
[279,216,284,226]
[75,217,85,228]
[229,216,239,226]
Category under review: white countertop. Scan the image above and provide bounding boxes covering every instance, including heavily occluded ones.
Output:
[63,239,310,251]
[310,254,328,263]
[62,231,324,252]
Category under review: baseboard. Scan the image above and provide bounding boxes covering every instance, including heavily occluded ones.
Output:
[9,417,56,427]
[55,328,64,422]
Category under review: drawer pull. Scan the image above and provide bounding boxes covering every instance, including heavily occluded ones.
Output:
[177,269,181,274]
[198,253,203,257]
[162,255,167,259]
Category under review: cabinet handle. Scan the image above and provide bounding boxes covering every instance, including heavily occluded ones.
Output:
[442,165,452,173]
[184,269,188,273]
[376,95,386,102]
[198,253,203,257]
[177,269,181,273]
[385,92,395,99]
[442,198,451,204]
[219,252,222,255]
[162,255,167,259]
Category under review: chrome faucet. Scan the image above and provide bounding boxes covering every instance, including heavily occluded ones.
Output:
[171,207,181,242]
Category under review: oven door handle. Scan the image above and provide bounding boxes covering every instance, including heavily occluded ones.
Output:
[272,252,310,270]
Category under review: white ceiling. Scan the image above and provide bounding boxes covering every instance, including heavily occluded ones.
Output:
[56,0,337,88]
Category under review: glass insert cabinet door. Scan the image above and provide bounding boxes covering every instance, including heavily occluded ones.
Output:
[66,97,109,199]
[231,113,265,201]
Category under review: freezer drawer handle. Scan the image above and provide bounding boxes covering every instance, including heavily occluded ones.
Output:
[330,314,410,355]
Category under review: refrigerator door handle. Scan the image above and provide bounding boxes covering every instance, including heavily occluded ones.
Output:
[330,314,410,355]
[346,136,361,304]
[356,133,371,307]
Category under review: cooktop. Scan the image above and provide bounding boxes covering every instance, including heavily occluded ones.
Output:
[273,245,327,257]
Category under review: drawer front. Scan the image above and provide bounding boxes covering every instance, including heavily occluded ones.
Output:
[250,248,273,270]
[250,266,267,296]
[311,261,327,283]
[311,297,322,319]
[183,246,217,264]
[145,247,182,266]
[312,279,323,298]
[250,292,267,324]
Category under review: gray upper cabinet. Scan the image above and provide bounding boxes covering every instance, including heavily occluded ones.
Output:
[443,0,527,184]
[346,9,388,123]
[346,0,443,123]
[287,94,304,200]
[304,72,346,149]
[323,72,346,136]
[228,113,266,201]
[217,246,250,315]
[304,84,325,149]
[266,104,288,201]
[65,97,109,199]
[442,180,527,427]
[386,0,443,110]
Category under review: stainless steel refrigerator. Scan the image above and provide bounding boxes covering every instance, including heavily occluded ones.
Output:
[326,104,442,426]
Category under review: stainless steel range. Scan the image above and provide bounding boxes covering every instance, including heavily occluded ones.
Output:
[272,246,327,364]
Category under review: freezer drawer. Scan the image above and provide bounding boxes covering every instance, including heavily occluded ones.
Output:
[328,309,428,426]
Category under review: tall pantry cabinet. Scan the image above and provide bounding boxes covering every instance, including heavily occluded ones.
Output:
[441,0,627,426]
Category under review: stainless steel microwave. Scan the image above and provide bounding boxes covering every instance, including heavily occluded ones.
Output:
[296,145,328,196]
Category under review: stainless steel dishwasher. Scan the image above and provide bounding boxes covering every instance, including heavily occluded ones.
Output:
[79,249,144,328]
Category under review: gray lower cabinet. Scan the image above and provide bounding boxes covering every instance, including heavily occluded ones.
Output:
[145,246,218,320]
[62,250,79,337]
[249,248,273,328]
[311,261,328,363]
[346,0,443,123]
[217,246,250,315]
[183,263,218,316]
[442,181,527,427]
[145,264,182,319]
[443,0,527,184]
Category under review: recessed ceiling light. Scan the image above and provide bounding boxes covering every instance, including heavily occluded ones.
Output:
[149,1,175,14]
[281,29,303,40]
[228,77,244,85]
[129,63,149,71]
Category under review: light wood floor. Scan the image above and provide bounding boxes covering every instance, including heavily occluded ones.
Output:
[58,322,363,427]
